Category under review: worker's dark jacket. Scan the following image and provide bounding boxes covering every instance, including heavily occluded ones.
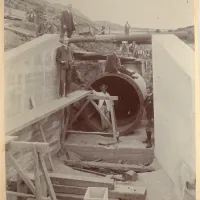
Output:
[105,54,120,73]
[56,45,74,69]
[60,10,75,32]
[144,93,154,120]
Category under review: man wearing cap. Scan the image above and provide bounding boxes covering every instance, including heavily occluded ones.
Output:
[60,4,76,39]
[92,85,113,132]
[56,38,75,97]
[143,86,154,148]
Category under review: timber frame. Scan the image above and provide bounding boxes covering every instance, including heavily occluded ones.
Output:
[5,91,147,200]
[61,94,119,147]
[6,136,56,200]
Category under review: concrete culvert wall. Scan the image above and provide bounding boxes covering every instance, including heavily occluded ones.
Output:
[83,71,147,135]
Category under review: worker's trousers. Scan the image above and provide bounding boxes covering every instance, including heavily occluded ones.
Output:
[59,68,72,96]
[60,28,72,39]
[100,105,110,130]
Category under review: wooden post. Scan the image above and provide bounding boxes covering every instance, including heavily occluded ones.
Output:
[110,101,117,143]
[38,154,57,200]
[38,124,55,172]
[16,175,27,200]
[30,96,54,172]
[33,146,42,200]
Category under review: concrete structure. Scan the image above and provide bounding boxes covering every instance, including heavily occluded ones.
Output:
[152,35,195,199]
[5,34,59,119]
[5,34,60,179]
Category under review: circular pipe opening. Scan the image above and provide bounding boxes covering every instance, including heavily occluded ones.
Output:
[83,73,145,134]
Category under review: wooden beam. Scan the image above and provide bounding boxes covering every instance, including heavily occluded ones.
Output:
[64,160,154,173]
[49,173,114,190]
[90,100,112,128]
[38,124,55,172]
[6,90,91,136]
[67,130,113,136]
[38,154,57,200]
[87,95,118,101]
[6,191,50,200]
[70,100,90,125]
[72,167,106,177]
[6,141,49,153]
[7,152,36,195]
[5,136,18,145]
[33,146,42,200]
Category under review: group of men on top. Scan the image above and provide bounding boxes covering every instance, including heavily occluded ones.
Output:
[56,4,154,148]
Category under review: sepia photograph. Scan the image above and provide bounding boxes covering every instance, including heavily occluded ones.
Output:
[3,0,196,200]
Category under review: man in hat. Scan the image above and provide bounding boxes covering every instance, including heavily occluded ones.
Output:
[60,4,76,39]
[143,86,154,148]
[56,38,75,97]
[92,85,113,132]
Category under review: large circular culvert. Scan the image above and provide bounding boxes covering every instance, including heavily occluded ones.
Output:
[82,71,147,135]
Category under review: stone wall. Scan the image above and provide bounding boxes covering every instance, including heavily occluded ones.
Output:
[5,34,61,180]
[152,34,195,199]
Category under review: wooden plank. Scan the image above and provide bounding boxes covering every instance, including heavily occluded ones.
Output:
[5,136,18,145]
[67,130,113,136]
[6,191,50,200]
[6,90,91,136]
[6,141,49,153]
[33,146,42,200]
[70,99,90,125]
[62,106,72,143]
[64,160,154,173]
[72,167,106,177]
[7,152,36,195]
[90,100,112,128]
[53,185,146,200]
[38,154,57,200]
[56,193,117,200]
[87,95,118,101]
[49,173,114,190]
[39,124,55,172]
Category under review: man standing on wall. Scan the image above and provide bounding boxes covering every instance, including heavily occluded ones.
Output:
[125,21,130,35]
[56,39,75,98]
[143,86,154,148]
[92,85,113,132]
[60,4,76,39]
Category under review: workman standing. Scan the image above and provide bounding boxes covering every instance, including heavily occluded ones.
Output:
[92,85,113,132]
[125,21,130,35]
[56,39,75,98]
[60,4,76,39]
[143,86,154,148]
[36,17,48,37]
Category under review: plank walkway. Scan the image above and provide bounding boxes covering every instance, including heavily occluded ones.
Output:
[6,90,91,136]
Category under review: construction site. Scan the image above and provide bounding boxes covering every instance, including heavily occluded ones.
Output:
[4,1,196,200]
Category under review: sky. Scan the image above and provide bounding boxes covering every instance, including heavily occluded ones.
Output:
[47,0,194,29]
